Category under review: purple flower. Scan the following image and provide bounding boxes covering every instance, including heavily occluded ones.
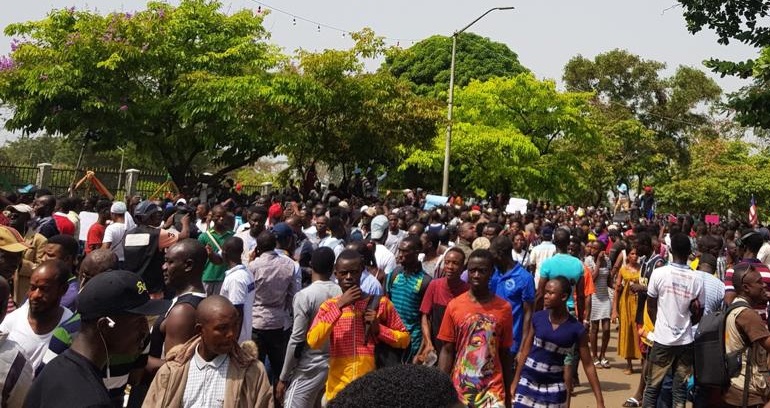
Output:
[124,12,133,19]
[119,104,128,112]
[157,9,165,18]
[10,39,20,52]
[67,6,75,13]
[0,56,15,71]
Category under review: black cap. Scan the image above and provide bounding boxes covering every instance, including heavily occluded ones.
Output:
[78,270,170,321]
[134,200,161,217]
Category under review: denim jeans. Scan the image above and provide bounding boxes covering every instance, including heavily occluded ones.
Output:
[643,342,693,408]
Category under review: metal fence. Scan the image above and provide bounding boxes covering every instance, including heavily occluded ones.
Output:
[0,163,263,201]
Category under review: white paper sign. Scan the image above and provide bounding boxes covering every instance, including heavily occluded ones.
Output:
[424,195,449,210]
[505,198,528,214]
[78,211,99,242]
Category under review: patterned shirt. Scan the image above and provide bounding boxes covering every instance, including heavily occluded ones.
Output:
[307,295,409,401]
[182,346,229,408]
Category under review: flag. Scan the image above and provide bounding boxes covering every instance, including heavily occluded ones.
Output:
[750,195,758,226]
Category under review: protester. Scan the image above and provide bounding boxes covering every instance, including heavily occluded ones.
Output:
[85,200,111,254]
[612,243,642,374]
[527,226,555,281]
[220,236,255,344]
[0,225,29,308]
[102,201,129,267]
[418,247,467,364]
[143,295,273,407]
[198,205,234,296]
[719,264,770,406]
[438,249,514,407]
[123,200,185,297]
[0,275,32,406]
[387,235,432,363]
[24,270,168,408]
[235,206,267,265]
[41,234,79,311]
[513,277,605,408]
[643,233,705,407]
[307,249,409,402]
[278,247,342,408]
[0,260,73,372]
[586,241,612,368]
[128,239,207,407]
[489,236,535,371]
[384,213,407,254]
[454,222,476,259]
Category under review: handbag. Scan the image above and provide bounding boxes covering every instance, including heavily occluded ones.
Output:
[366,295,405,368]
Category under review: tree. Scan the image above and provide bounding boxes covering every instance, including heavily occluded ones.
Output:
[402,73,596,199]
[563,49,721,191]
[275,29,442,179]
[0,0,292,189]
[656,136,770,216]
[382,32,528,97]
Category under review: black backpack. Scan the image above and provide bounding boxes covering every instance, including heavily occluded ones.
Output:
[693,300,751,389]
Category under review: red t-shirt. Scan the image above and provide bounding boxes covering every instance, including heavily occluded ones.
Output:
[420,278,469,315]
[53,214,75,236]
[438,292,513,407]
[85,223,106,254]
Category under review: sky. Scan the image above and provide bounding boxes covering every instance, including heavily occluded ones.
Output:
[0,0,759,144]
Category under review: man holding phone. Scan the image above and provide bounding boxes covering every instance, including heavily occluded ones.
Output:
[307,249,409,403]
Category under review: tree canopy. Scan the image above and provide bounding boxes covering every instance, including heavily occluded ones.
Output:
[382,32,528,97]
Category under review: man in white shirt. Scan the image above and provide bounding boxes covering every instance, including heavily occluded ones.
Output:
[220,237,256,343]
[643,233,705,408]
[527,226,556,282]
[384,213,407,254]
[102,201,129,266]
[370,215,397,275]
[0,260,73,372]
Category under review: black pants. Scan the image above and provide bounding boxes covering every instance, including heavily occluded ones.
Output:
[252,328,290,385]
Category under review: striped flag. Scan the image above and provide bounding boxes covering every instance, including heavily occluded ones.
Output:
[750,195,758,226]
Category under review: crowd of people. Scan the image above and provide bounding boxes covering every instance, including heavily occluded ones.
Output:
[0,183,768,408]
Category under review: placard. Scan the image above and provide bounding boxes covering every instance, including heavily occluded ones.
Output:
[705,214,720,225]
[505,198,528,214]
[424,195,448,210]
[78,211,99,242]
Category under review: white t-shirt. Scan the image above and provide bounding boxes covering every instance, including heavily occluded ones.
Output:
[375,243,397,275]
[384,229,407,254]
[0,303,73,370]
[103,222,128,261]
[647,263,705,346]
[221,264,256,343]
[235,230,257,266]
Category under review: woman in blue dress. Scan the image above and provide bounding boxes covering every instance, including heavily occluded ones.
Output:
[513,276,605,408]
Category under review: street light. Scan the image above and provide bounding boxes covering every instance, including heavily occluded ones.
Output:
[442,7,515,197]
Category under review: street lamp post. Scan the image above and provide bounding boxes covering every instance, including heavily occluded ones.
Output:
[441,7,515,197]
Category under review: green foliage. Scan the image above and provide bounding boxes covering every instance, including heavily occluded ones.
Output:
[563,49,721,191]
[382,32,528,97]
[656,137,770,216]
[0,0,288,188]
[276,29,442,177]
[402,73,595,199]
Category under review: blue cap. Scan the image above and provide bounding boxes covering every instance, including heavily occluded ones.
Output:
[272,222,293,240]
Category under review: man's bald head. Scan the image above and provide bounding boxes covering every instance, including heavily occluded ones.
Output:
[196,295,238,325]
[169,239,207,272]
[80,249,117,286]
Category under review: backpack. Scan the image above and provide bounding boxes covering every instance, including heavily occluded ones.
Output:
[693,299,751,389]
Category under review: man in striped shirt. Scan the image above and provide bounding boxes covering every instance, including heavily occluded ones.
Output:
[723,230,770,323]
[307,249,409,403]
[386,235,432,363]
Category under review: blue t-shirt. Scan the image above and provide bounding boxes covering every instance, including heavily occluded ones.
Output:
[490,263,535,355]
[540,253,584,310]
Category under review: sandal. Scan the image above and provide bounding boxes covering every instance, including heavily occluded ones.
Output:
[623,368,633,375]
[593,359,602,368]
[623,397,641,407]
[601,358,610,369]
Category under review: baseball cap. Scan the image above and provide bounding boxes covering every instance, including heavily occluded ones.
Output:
[371,215,389,240]
[5,204,33,214]
[175,198,187,206]
[272,222,293,240]
[541,226,554,240]
[135,200,162,217]
[110,201,127,214]
[78,270,170,321]
[0,225,29,252]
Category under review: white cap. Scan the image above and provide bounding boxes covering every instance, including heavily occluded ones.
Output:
[110,201,127,214]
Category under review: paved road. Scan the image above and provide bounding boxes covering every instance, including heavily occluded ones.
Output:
[571,327,641,408]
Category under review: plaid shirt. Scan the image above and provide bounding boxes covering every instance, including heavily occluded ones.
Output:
[307,295,409,401]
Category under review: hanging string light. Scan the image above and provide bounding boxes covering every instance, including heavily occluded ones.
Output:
[247,0,419,44]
